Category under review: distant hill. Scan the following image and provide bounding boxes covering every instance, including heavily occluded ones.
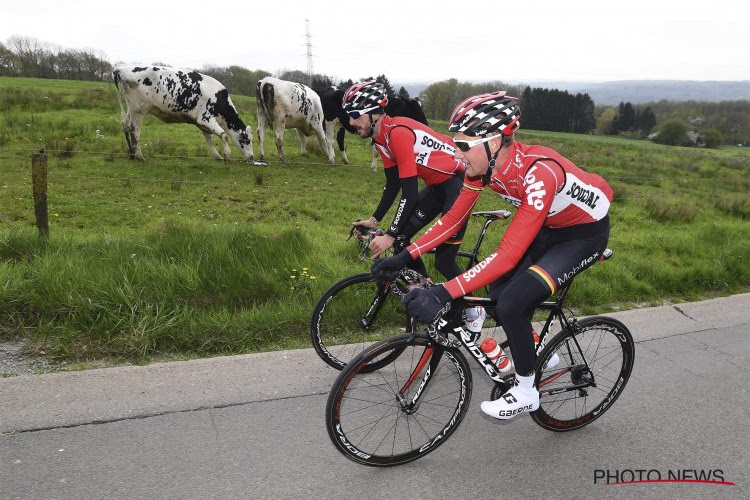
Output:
[393,80,750,106]
[532,80,750,106]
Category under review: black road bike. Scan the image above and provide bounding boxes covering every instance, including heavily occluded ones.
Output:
[325,249,635,466]
[310,210,511,371]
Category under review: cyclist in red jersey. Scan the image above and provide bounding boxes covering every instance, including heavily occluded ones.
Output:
[372,91,613,420]
[344,81,469,281]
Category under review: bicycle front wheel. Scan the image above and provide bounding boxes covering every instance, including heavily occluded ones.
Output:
[311,272,409,371]
[532,316,634,432]
[326,333,472,466]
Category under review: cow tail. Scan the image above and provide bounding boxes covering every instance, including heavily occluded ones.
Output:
[112,69,128,120]
[257,81,275,128]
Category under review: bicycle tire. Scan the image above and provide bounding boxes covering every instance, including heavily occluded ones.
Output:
[531,316,635,432]
[326,333,473,466]
[310,272,408,372]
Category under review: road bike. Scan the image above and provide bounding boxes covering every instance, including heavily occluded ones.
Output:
[324,248,635,466]
[310,210,511,371]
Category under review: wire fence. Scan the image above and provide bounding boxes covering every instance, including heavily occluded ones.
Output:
[0,146,747,201]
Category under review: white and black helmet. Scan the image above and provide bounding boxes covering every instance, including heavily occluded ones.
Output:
[449,91,521,137]
[342,81,388,115]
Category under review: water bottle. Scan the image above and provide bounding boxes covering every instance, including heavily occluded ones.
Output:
[480,337,512,372]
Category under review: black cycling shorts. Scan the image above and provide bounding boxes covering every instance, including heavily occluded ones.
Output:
[491,215,611,298]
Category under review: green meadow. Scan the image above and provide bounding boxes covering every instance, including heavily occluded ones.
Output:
[1,77,748,367]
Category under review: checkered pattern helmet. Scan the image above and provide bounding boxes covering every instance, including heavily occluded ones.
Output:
[342,81,388,113]
[448,91,521,137]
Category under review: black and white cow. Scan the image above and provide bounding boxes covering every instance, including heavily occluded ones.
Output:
[113,65,254,162]
[256,77,334,164]
[317,88,429,170]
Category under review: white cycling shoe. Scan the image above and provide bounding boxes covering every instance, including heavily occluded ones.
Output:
[480,373,539,420]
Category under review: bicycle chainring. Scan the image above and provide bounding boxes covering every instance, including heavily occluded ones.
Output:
[489,374,516,401]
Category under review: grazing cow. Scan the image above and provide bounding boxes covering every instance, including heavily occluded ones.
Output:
[256,77,334,164]
[113,65,253,162]
[317,87,357,165]
[317,88,429,170]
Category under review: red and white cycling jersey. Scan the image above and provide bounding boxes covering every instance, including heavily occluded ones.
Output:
[407,140,613,298]
[373,116,464,185]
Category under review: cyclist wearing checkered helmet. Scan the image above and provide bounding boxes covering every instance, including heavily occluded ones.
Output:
[344,80,469,282]
[373,91,613,421]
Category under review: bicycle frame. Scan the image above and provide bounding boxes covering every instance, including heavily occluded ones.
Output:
[451,210,511,270]
[360,210,511,330]
[398,275,597,410]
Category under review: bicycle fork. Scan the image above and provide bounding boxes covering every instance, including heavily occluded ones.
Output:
[397,345,441,413]
[360,281,415,334]
[359,283,391,330]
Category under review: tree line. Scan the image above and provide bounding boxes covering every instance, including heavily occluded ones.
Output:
[595,100,748,147]
[417,79,597,134]
[1,36,111,81]
[2,36,746,146]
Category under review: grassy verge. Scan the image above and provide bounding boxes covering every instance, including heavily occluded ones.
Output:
[1,76,748,366]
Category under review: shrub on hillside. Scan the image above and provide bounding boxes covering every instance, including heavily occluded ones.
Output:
[653,119,689,146]
[700,128,723,148]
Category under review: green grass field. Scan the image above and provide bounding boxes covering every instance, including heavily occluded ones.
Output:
[1,76,749,368]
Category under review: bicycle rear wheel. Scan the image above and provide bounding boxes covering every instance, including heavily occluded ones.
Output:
[311,272,408,371]
[326,333,472,466]
[532,316,634,432]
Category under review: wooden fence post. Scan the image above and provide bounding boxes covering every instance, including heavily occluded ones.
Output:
[31,148,49,237]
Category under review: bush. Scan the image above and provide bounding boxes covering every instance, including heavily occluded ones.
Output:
[653,119,689,146]
[701,128,723,148]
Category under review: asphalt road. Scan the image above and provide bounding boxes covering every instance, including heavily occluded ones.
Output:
[1,294,748,500]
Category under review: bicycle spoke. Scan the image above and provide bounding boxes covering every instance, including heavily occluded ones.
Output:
[348,400,400,441]
[327,333,472,466]
[533,317,633,432]
[312,273,407,371]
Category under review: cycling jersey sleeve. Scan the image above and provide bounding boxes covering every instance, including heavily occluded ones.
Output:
[442,164,559,298]
[379,126,420,238]
[372,166,401,223]
[386,175,418,237]
[406,176,484,258]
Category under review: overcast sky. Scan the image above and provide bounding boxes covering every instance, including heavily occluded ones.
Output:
[2,0,748,84]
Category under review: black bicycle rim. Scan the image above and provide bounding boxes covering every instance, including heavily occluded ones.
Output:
[326,333,473,466]
[311,272,407,371]
[532,316,634,432]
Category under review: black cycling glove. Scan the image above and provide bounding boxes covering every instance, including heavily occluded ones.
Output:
[402,284,453,325]
[371,250,412,282]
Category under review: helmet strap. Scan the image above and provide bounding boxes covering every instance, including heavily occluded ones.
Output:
[368,113,380,138]
[482,140,502,186]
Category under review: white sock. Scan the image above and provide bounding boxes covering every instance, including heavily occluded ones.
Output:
[515,373,535,390]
